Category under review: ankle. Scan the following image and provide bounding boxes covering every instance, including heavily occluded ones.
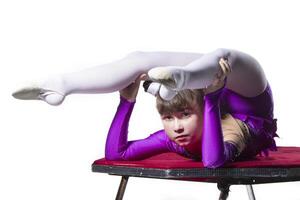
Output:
[42,74,67,96]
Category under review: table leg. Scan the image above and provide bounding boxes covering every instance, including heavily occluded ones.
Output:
[246,185,256,200]
[115,176,129,200]
[217,182,230,200]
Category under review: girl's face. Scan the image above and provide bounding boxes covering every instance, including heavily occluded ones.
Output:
[160,104,202,147]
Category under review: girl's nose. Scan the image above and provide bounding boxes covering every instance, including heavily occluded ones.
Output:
[174,119,184,133]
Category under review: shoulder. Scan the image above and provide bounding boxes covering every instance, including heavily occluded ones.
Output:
[148,129,168,140]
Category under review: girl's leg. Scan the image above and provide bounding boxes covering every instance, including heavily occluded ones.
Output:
[149,48,268,97]
[61,51,203,94]
[12,51,203,105]
[224,49,268,97]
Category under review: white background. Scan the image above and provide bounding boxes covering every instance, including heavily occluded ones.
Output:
[1,0,300,199]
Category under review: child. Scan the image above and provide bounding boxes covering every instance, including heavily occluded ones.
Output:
[105,70,277,168]
[12,49,278,168]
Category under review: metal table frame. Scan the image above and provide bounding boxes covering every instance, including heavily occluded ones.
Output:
[92,164,300,200]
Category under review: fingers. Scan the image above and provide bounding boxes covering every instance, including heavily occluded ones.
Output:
[133,73,148,84]
[219,58,232,75]
[140,73,148,80]
[130,73,148,91]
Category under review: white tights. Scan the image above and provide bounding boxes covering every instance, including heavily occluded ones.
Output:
[15,49,268,105]
[56,51,204,94]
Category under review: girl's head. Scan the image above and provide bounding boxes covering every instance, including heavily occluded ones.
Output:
[156,89,204,147]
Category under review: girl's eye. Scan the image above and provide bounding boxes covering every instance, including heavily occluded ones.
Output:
[163,115,173,120]
[182,111,191,117]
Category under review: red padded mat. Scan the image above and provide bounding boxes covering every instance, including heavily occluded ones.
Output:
[93,147,300,169]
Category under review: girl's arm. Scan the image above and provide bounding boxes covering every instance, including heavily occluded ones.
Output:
[105,96,170,160]
[202,82,243,168]
[105,74,170,160]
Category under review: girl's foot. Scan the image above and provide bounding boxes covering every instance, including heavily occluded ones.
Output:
[12,76,66,106]
[12,85,65,106]
[143,79,177,100]
[147,66,187,90]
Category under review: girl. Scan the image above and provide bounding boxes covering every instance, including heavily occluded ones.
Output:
[13,49,278,168]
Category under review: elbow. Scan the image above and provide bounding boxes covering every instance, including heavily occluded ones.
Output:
[105,154,122,161]
[105,150,133,161]
[105,151,126,161]
[105,148,124,161]
[105,143,125,161]
[105,143,133,161]
[203,158,226,169]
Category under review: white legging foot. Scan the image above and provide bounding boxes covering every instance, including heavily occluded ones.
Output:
[12,87,65,106]
[12,75,67,105]
[148,66,191,90]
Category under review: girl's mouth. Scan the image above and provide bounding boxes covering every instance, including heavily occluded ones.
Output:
[176,134,189,139]
[175,135,190,143]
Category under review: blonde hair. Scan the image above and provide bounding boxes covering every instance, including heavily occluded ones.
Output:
[156,89,204,115]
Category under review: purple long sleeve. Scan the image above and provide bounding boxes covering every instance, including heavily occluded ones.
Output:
[105,96,172,161]
[202,87,238,168]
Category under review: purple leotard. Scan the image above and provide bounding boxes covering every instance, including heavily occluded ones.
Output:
[105,84,278,168]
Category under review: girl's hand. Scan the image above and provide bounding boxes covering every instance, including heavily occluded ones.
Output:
[203,58,230,95]
[119,73,147,102]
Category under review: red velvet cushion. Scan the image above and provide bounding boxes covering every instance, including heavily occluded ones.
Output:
[93,147,300,169]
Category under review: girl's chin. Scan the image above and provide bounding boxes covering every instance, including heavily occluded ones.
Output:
[178,143,189,147]
[175,137,191,146]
